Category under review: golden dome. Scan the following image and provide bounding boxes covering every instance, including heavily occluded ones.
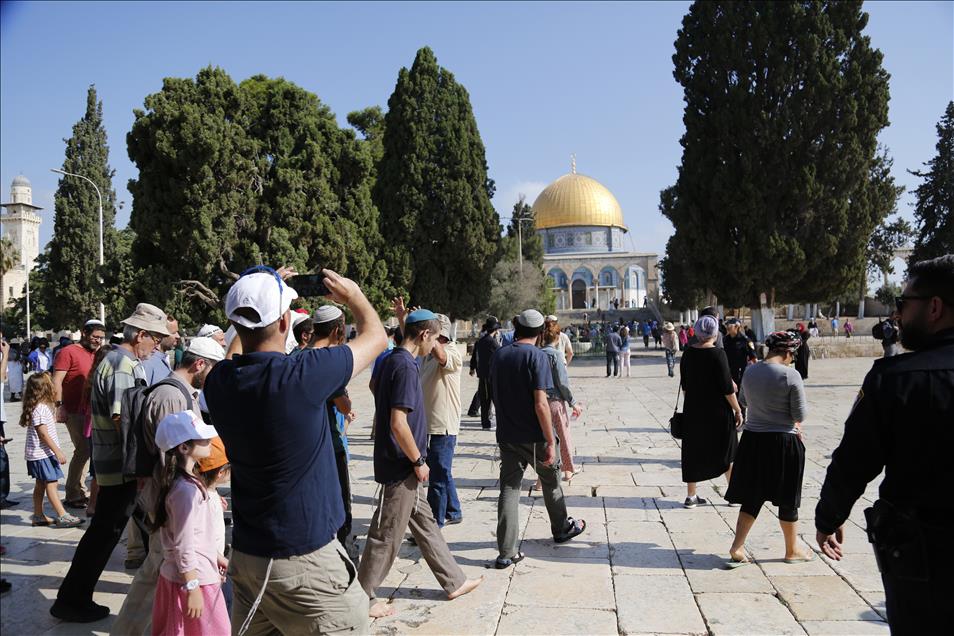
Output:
[532,172,626,231]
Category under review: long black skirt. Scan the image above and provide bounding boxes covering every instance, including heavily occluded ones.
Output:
[681,402,738,483]
[725,430,805,509]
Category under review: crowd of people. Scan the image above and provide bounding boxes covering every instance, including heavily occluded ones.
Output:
[0,254,951,635]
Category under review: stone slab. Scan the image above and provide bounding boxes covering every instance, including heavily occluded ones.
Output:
[695,592,805,635]
[614,574,707,635]
[497,606,618,635]
[773,576,884,622]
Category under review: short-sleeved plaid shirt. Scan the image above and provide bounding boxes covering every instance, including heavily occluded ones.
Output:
[91,346,145,486]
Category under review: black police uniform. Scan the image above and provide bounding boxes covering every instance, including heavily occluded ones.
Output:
[475,331,501,429]
[723,332,755,388]
[815,328,954,634]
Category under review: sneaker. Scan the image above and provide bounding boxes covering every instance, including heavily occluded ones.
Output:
[50,599,110,623]
[445,516,463,526]
[683,496,708,509]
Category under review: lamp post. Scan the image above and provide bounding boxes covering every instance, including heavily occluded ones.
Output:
[51,168,105,323]
[504,214,535,273]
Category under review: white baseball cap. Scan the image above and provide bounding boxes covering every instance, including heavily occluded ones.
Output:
[186,336,225,362]
[225,270,299,329]
[196,324,223,338]
[155,410,218,454]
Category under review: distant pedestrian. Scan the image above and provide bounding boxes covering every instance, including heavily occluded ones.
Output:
[642,321,651,349]
[843,320,853,338]
[791,324,811,380]
[877,318,900,357]
[538,322,583,481]
[661,322,678,377]
[652,322,662,349]
[679,315,742,508]
[604,327,622,378]
[678,325,688,352]
[475,317,502,430]
[27,338,53,373]
[619,326,632,377]
[830,316,839,335]
[725,331,812,566]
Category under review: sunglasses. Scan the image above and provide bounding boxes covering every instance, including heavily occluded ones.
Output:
[895,295,931,312]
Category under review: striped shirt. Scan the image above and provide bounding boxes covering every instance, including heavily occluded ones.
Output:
[25,403,59,461]
[91,346,145,486]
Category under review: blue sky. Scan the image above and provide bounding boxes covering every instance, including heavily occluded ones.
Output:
[2,0,952,268]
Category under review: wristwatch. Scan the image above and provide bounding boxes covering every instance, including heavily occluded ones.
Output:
[182,579,200,592]
[412,456,426,467]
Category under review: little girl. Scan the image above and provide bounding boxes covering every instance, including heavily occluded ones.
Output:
[196,436,232,614]
[152,411,229,636]
[20,372,84,528]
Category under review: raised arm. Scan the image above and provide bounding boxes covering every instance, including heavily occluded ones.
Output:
[323,269,387,379]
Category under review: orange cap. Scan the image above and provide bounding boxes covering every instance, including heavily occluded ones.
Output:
[197,436,229,473]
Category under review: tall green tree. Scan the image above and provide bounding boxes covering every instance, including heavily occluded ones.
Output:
[44,85,120,328]
[909,101,954,264]
[375,47,500,319]
[0,236,18,278]
[661,1,891,338]
[127,68,391,325]
[347,106,385,177]
[505,196,543,266]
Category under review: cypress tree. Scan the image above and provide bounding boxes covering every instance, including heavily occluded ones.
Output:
[127,68,391,324]
[909,101,954,264]
[662,1,891,338]
[45,85,120,328]
[375,47,500,319]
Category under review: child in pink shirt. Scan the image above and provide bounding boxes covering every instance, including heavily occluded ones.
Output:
[151,411,229,636]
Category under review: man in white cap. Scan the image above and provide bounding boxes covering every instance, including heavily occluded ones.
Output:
[52,318,107,509]
[52,303,171,623]
[421,313,465,527]
[203,267,386,635]
[112,336,225,635]
[490,309,587,569]
[196,323,226,349]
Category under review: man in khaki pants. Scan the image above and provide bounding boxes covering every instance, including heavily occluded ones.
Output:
[52,320,106,509]
[204,267,384,635]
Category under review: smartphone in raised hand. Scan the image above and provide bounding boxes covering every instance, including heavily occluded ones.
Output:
[290,273,331,297]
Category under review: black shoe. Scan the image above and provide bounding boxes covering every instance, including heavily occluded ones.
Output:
[467,411,479,417]
[445,516,463,526]
[124,557,145,570]
[50,599,110,623]
[0,499,18,509]
[0,579,10,595]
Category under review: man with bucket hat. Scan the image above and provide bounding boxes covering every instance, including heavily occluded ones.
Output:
[203,266,386,635]
[52,303,171,623]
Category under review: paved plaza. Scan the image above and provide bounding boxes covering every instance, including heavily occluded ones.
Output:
[1,352,889,635]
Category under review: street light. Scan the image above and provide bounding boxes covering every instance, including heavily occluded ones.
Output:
[50,168,105,323]
[503,214,535,273]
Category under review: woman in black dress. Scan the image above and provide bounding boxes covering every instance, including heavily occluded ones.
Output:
[792,323,810,379]
[679,315,743,508]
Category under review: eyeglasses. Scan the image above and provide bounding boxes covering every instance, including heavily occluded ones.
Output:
[895,295,931,312]
[146,332,164,342]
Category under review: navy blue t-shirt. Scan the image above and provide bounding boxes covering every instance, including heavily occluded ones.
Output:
[373,348,427,484]
[203,346,353,558]
[490,342,554,443]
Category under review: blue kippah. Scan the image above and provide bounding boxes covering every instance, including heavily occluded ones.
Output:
[406,308,438,324]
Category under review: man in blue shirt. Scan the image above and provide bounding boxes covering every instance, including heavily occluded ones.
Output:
[358,309,483,619]
[491,309,587,569]
[204,266,386,635]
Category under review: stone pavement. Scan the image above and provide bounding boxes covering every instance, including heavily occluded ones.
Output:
[0,352,890,635]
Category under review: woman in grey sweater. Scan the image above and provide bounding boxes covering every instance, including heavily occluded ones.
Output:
[724,331,814,566]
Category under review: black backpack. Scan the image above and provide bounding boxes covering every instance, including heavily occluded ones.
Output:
[120,377,195,478]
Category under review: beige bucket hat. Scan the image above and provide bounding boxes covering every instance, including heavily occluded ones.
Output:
[121,303,171,336]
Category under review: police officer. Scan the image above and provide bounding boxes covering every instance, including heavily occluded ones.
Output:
[815,254,954,634]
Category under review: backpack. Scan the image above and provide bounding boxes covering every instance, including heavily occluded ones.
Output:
[120,377,195,478]
[872,321,884,340]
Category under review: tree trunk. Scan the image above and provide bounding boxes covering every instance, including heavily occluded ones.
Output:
[751,291,776,342]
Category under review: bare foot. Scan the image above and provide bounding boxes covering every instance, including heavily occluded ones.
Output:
[447,576,484,600]
[783,550,815,563]
[728,547,748,563]
[369,601,395,618]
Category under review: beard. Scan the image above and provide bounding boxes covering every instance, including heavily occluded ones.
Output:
[899,309,931,351]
